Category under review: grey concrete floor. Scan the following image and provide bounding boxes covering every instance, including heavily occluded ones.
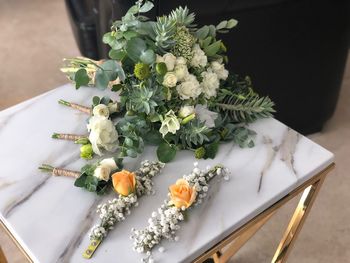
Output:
[0,0,349,262]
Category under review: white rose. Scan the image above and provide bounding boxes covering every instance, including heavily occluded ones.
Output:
[156,54,164,63]
[93,165,111,181]
[178,105,195,118]
[176,74,201,100]
[174,64,189,82]
[163,53,177,71]
[159,110,180,137]
[87,116,119,156]
[107,102,119,114]
[211,61,229,80]
[200,71,220,99]
[190,44,208,68]
[93,104,109,118]
[162,72,178,88]
[99,157,117,171]
[195,104,218,128]
[176,56,187,65]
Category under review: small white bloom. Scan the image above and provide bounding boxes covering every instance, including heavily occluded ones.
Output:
[159,110,180,137]
[162,72,178,88]
[211,61,229,80]
[93,104,109,118]
[195,104,218,128]
[200,71,220,99]
[162,53,177,71]
[87,116,119,155]
[190,44,207,68]
[176,56,187,65]
[178,105,194,118]
[107,102,119,114]
[93,165,111,181]
[99,157,117,171]
[176,74,201,100]
[174,64,189,82]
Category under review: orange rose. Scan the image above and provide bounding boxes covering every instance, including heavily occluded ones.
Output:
[112,170,136,196]
[169,179,197,209]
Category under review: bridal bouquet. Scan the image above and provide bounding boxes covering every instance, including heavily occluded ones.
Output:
[60,0,274,164]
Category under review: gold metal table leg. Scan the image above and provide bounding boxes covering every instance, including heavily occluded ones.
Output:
[271,172,327,263]
[193,163,334,263]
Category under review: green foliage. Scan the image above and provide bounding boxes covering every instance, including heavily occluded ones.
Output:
[169,6,196,27]
[157,142,177,163]
[74,68,90,89]
[172,26,196,61]
[126,37,155,64]
[74,163,110,195]
[127,86,158,115]
[178,119,211,148]
[215,93,275,123]
[195,146,205,159]
[153,16,176,52]
[94,60,125,90]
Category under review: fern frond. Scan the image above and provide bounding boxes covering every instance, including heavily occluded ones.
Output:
[169,6,196,27]
[215,94,275,123]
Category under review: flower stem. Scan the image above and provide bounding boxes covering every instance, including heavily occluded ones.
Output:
[58,99,91,114]
[51,133,88,141]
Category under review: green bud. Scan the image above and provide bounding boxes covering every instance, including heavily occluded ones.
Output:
[156,62,167,75]
[80,144,93,159]
[181,113,196,125]
[134,62,150,80]
[195,147,206,159]
[126,110,135,116]
[75,137,90,145]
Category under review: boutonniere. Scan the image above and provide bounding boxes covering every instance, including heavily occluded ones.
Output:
[131,162,229,262]
[84,160,165,258]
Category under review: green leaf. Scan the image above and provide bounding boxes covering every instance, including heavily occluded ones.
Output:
[94,69,109,90]
[140,49,155,64]
[102,32,114,44]
[74,173,87,187]
[204,142,219,159]
[216,20,227,30]
[195,25,209,39]
[157,142,176,163]
[127,5,139,15]
[227,19,238,29]
[109,49,126,60]
[125,37,147,62]
[123,30,138,40]
[204,40,222,56]
[124,137,134,147]
[100,96,111,105]
[139,1,154,13]
[92,96,101,106]
[111,83,124,92]
[126,148,137,158]
[74,68,90,89]
[144,131,162,145]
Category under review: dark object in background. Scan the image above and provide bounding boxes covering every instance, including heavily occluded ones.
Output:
[65,0,350,134]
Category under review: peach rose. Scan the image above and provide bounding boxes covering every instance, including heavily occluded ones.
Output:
[112,170,136,196]
[169,179,197,209]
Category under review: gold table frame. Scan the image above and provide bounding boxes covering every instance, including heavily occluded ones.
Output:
[0,163,334,263]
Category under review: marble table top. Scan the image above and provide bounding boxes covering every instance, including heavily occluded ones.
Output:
[0,85,334,263]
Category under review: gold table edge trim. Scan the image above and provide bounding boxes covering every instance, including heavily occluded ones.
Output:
[0,163,335,263]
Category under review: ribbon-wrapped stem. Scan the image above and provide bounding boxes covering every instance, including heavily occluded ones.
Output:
[51,133,88,142]
[38,164,80,178]
[58,99,92,115]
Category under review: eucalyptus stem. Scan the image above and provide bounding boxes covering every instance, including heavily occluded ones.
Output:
[58,99,91,114]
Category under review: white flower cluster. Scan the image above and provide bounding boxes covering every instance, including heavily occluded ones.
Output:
[131,163,229,263]
[87,115,119,156]
[89,160,165,241]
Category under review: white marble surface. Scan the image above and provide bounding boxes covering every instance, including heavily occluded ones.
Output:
[0,85,334,263]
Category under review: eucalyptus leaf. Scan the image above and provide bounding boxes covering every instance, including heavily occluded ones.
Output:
[216,20,227,30]
[195,25,209,39]
[126,37,147,62]
[74,68,90,89]
[109,49,126,60]
[204,40,222,56]
[157,142,176,163]
[92,96,101,106]
[227,19,238,29]
[139,1,154,13]
[140,49,155,64]
[95,69,109,90]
